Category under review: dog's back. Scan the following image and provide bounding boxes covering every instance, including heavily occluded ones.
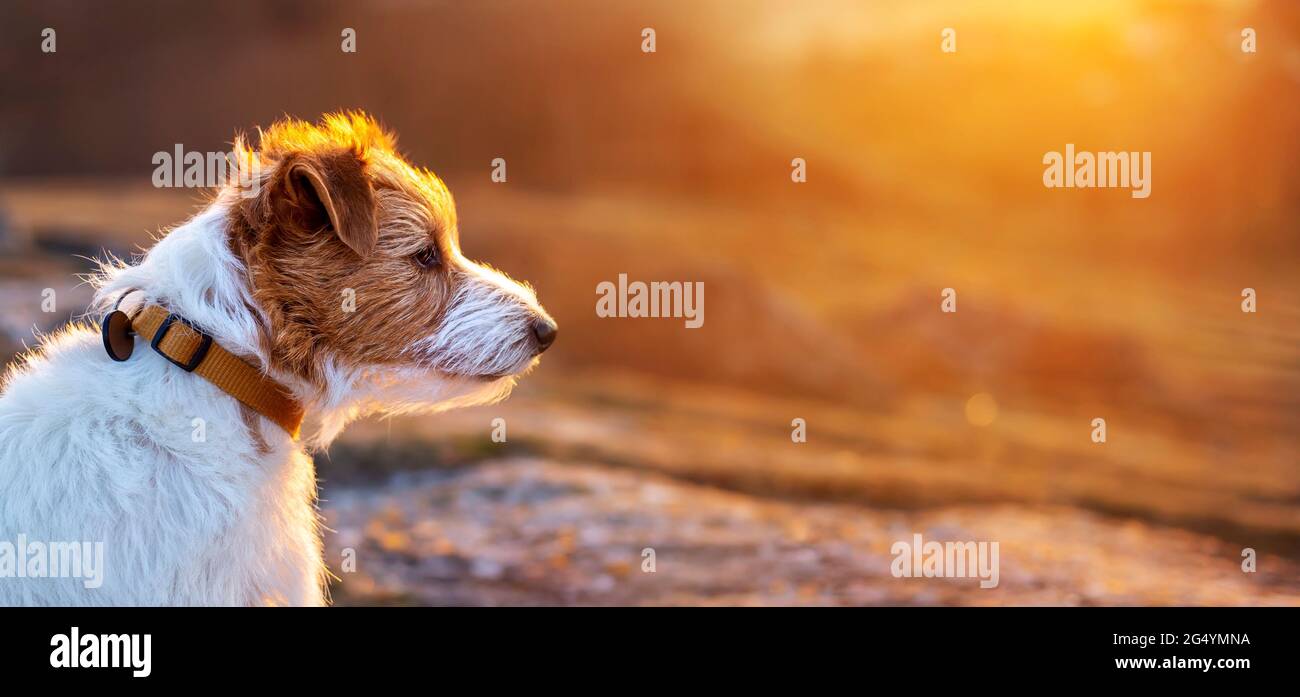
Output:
[0,325,324,606]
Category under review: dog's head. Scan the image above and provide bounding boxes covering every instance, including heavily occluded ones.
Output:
[225,112,555,438]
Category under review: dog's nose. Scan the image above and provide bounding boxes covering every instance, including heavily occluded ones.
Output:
[531,318,558,353]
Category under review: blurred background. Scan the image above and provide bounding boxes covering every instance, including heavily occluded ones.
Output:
[0,0,1297,605]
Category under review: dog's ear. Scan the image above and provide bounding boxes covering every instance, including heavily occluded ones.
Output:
[273,148,378,258]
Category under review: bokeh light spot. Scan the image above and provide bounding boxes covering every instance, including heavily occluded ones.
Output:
[966,392,999,427]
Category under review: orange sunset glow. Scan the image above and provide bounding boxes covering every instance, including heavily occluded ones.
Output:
[0,0,1297,606]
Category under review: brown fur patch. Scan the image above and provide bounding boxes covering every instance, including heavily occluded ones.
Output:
[227,113,465,386]
[239,404,272,455]
[287,149,378,257]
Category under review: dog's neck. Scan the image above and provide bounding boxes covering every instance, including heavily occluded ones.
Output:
[93,200,345,446]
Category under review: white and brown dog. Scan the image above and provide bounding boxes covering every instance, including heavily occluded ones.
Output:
[0,113,556,605]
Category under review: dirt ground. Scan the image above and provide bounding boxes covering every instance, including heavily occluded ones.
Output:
[323,457,1300,606]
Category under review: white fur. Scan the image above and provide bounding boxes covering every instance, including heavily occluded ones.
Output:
[412,261,544,379]
[0,200,527,605]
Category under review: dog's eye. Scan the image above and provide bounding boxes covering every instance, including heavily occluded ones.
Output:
[413,246,441,270]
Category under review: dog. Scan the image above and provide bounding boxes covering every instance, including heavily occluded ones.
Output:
[0,112,556,605]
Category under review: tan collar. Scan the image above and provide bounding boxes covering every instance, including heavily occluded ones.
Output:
[102,294,304,439]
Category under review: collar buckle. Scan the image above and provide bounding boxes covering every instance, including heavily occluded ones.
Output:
[150,313,213,373]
